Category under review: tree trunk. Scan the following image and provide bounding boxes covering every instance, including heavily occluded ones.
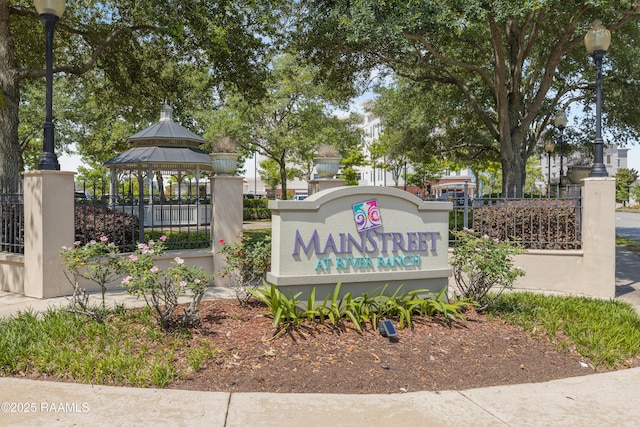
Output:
[279,160,288,200]
[500,135,527,198]
[0,1,22,193]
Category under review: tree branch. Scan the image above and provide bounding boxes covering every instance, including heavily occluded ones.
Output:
[18,25,156,81]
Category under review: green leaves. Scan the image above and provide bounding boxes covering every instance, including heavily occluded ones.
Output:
[451,228,525,309]
[491,292,640,368]
[250,282,474,333]
[249,282,304,328]
[294,1,640,196]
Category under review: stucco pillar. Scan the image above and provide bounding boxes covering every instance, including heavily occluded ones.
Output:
[23,171,75,298]
[211,176,243,287]
[581,177,616,298]
[308,179,345,195]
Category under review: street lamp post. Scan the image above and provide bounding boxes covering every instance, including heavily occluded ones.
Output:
[545,142,555,195]
[584,20,611,178]
[553,111,568,194]
[403,160,407,191]
[35,0,66,171]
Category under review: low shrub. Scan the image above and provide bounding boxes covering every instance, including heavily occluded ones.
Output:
[470,198,580,249]
[144,230,211,250]
[75,205,139,249]
[60,237,123,321]
[219,234,271,304]
[119,237,213,329]
[450,228,525,310]
[61,235,213,329]
[243,198,271,220]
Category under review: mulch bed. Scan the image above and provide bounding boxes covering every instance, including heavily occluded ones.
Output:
[167,299,601,394]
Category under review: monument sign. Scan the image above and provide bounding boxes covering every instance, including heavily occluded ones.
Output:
[267,186,452,300]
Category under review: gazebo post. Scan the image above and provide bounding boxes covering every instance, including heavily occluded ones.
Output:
[137,170,145,242]
[147,167,154,228]
[195,166,201,225]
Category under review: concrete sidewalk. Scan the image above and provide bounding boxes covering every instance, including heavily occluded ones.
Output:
[1,367,639,426]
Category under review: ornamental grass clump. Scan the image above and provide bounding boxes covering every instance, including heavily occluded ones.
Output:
[450,228,525,310]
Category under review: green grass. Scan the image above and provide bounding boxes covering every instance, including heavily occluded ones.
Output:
[244,228,271,243]
[489,292,640,368]
[0,307,217,387]
[616,235,640,256]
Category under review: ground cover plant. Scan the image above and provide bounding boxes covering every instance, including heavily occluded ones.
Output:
[489,292,640,368]
[0,307,216,387]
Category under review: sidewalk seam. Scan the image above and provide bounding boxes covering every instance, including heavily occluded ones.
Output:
[224,392,232,426]
[457,391,511,426]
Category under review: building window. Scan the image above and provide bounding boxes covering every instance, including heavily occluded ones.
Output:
[606,155,611,164]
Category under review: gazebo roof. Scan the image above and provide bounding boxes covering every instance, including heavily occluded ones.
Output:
[104,146,212,170]
[104,105,211,170]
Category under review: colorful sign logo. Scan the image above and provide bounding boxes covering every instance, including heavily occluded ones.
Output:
[352,199,382,232]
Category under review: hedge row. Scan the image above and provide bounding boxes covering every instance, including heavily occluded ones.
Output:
[471,199,581,249]
[243,198,271,220]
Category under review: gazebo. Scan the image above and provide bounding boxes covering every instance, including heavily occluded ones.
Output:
[104,105,212,242]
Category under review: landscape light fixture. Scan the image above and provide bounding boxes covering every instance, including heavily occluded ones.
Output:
[35,0,66,170]
[584,20,611,177]
[378,319,398,339]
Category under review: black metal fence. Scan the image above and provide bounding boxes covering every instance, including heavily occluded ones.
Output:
[0,193,25,254]
[449,187,582,249]
[0,181,584,255]
[75,180,211,252]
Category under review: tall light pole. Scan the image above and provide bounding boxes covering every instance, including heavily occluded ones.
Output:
[545,142,555,195]
[553,111,568,193]
[584,20,611,178]
[35,0,66,171]
[403,160,407,191]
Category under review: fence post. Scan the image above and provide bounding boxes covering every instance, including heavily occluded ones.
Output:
[23,171,75,298]
[211,176,243,287]
[581,177,616,298]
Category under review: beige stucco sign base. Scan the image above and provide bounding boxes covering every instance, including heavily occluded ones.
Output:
[267,186,453,301]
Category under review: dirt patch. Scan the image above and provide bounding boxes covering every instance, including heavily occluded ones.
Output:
[167,299,608,394]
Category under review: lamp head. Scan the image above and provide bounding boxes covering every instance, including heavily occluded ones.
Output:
[34,0,66,17]
[553,112,568,130]
[545,142,555,154]
[584,20,611,53]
